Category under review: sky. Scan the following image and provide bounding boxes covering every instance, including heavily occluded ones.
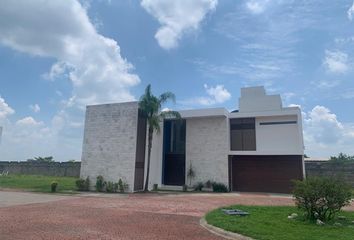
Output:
[0,0,353,161]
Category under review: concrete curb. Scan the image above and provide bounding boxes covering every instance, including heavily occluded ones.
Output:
[200,218,254,240]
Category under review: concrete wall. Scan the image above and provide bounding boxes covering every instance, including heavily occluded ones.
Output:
[305,161,354,187]
[145,124,164,189]
[239,86,282,112]
[0,161,80,177]
[185,117,229,186]
[255,115,303,154]
[230,114,304,156]
[80,102,139,191]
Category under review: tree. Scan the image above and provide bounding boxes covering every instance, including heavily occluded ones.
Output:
[139,84,180,191]
[329,152,354,162]
[27,156,54,162]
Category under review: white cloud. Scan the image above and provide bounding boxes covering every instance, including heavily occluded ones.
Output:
[42,61,72,81]
[16,117,43,127]
[0,106,82,160]
[204,84,231,103]
[141,0,217,49]
[348,1,354,21]
[246,0,271,14]
[0,0,138,160]
[0,0,140,108]
[304,106,354,157]
[29,104,40,113]
[323,50,349,73]
[304,106,343,144]
[0,96,15,119]
[181,84,231,106]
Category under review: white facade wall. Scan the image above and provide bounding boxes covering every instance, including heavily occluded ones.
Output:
[145,125,164,189]
[80,102,139,191]
[185,117,229,187]
[255,115,303,154]
[230,114,303,155]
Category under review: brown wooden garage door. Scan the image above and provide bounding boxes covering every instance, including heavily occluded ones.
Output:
[229,155,303,193]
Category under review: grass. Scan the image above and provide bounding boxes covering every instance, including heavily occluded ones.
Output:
[205,205,354,240]
[0,174,79,193]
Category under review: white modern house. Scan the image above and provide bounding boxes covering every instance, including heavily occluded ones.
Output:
[80,86,304,193]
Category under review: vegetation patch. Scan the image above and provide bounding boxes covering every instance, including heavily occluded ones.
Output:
[205,205,354,240]
[0,174,78,193]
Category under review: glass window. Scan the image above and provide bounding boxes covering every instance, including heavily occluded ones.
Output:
[164,120,186,154]
[230,118,256,151]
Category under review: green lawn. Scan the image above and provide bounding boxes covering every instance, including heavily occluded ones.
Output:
[205,205,354,240]
[0,174,79,193]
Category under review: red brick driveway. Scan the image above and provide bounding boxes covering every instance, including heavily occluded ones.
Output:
[0,191,353,240]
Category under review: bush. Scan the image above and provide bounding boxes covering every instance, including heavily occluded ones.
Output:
[205,180,212,188]
[76,177,90,191]
[106,181,118,193]
[96,175,105,192]
[212,182,229,192]
[194,182,204,191]
[51,181,58,192]
[118,178,128,193]
[293,176,352,221]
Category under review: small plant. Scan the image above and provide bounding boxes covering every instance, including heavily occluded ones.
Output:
[212,182,228,192]
[293,176,352,221]
[187,162,195,186]
[153,183,158,191]
[51,181,58,192]
[118,178,128,193]
[76,176,90,191]
[96,175,105,192]
[194,182,204,191]
[182,184,188,192]
[205,180,213,189]
[106,181,117,193]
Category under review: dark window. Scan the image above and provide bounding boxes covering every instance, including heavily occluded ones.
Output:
[230,118,256,151]
[164,120,186,154]
[259,121,297,125]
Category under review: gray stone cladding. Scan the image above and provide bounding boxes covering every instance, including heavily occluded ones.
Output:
[80,102,139,191]
[185,117,229,187]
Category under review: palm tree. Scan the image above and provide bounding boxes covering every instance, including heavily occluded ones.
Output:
[139,84,180,192]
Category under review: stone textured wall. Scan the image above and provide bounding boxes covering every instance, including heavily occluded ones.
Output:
[80,102,139,192]
[305,161,354,187]
[0,161,80,177]
[186,117,229,186]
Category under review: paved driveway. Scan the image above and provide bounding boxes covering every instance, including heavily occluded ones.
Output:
[0,191,75,207]
[0,191,353,240]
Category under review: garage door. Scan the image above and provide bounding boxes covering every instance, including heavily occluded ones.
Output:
[229,155,303,193]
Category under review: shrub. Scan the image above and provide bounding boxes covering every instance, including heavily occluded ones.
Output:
[96,175,105,192]
[212,182,229,192]
[76,177,90,191]
[51,181,58,192]
[106,181,118,193]
[182,184,188,192]
[153,184,158,191]
[194,182,204,191]
[205,180,212,188]
[118,178,128,193]
[293,176,352,221]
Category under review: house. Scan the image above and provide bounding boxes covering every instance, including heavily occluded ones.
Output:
[80,86,304,193]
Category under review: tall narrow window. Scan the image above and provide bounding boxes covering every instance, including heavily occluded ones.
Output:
[230,118,256,151]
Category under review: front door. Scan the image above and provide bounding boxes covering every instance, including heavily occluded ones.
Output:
[163,119,186,186]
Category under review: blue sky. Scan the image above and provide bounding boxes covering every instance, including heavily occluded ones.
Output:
[0,0,354,161]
